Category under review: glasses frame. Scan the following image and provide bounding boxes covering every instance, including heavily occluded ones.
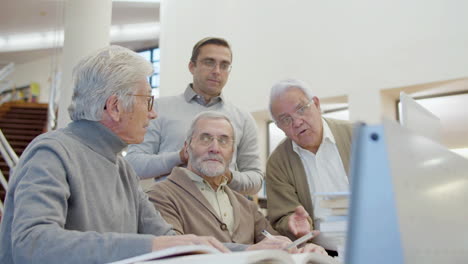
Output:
[192,133,234,148]
[127,94,155,111]
[276,99,313,128]
[197,58,232,73]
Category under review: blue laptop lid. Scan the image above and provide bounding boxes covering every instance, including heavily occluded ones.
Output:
[345,123,403,264]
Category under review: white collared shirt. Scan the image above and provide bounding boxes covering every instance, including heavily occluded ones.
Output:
[185,169,234,235]
[292,118,349,221]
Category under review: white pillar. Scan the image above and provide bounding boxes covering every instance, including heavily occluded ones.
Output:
[57,0,112,128]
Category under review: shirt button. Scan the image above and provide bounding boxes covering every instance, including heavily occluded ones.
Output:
[220,223,228,231]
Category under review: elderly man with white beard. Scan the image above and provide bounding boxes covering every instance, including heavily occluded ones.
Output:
[146,111,327,254]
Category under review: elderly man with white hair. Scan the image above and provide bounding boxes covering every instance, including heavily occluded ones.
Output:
[266,79,353,250]
[0,45,229,264]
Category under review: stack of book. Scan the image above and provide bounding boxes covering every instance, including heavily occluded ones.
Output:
[319,196,348,217]
[316,193,349,233]
[312,192,349,253]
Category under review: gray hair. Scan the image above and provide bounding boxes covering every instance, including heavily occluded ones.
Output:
[68,45,153,121]
[268,78,315,122]
[185,111,236,146]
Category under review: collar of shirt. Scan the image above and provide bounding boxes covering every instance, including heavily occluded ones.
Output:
[184,83,224,107]
[183,167,228,192]
[292,117,336,155]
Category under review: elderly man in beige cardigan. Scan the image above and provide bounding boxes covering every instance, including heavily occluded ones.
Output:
[147,111,327,255]
[266,79,353,245]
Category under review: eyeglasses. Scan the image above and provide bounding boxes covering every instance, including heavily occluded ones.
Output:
[197,58,232,72]
[127,94,155,111]
[276,100,313,127]
[194,133,233,148]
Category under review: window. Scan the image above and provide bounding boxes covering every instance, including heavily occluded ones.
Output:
[323,108,349,121]
[396,91,468,155]
[138,47,160,97]
[267,121,286,155]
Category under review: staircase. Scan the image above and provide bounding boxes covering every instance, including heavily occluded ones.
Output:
[0,102,48,207]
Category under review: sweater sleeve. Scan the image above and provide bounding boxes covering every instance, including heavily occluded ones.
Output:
[137,185,176,237]
[227,111,265,195]
[266,147,311,240]
[251,202,279,243]
[11,147,155,264]
[146,185,185,235]
[125,118,182,179]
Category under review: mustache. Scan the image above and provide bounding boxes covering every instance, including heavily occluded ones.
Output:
[202,153,224,163]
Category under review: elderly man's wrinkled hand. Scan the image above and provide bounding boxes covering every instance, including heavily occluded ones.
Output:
[296,243,328,255]
[288,205,311,237]
[246,236,292,251]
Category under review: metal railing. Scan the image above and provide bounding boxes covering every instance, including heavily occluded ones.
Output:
[46,58,61,131]
[47,81,58,131]
[0,80,14,95]
[0,129,18,214]
[0,195,4,215]
[0,62,14,81]
[0,63,15,107]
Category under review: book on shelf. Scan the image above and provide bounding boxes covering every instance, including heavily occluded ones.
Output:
[108,244,221,264]
[136,249,339,264]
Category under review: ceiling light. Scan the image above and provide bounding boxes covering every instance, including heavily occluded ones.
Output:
[0,22,159,52]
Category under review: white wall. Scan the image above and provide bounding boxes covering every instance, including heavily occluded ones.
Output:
[11,54,61,103]
[160,0,468,124]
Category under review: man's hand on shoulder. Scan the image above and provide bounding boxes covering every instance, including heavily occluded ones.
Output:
[179,146,189,165]
[224,168,233,183]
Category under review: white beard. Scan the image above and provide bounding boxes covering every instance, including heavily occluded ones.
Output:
[197,160,226,177]
[188,150,229,177]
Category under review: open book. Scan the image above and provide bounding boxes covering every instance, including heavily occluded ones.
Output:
[108,245,221,264]
[136,249,339,264]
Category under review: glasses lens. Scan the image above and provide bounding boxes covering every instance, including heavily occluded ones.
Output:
[199,134,213,145]
[197,133,233,147]
[297,102,310,115]
[279,117,292,127]
[201,59,215,68]
[200,59,231,72]
[220,62,231,71]
[218,135,232,147]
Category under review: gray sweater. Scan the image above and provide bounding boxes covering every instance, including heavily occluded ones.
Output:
[0,120,175,264]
